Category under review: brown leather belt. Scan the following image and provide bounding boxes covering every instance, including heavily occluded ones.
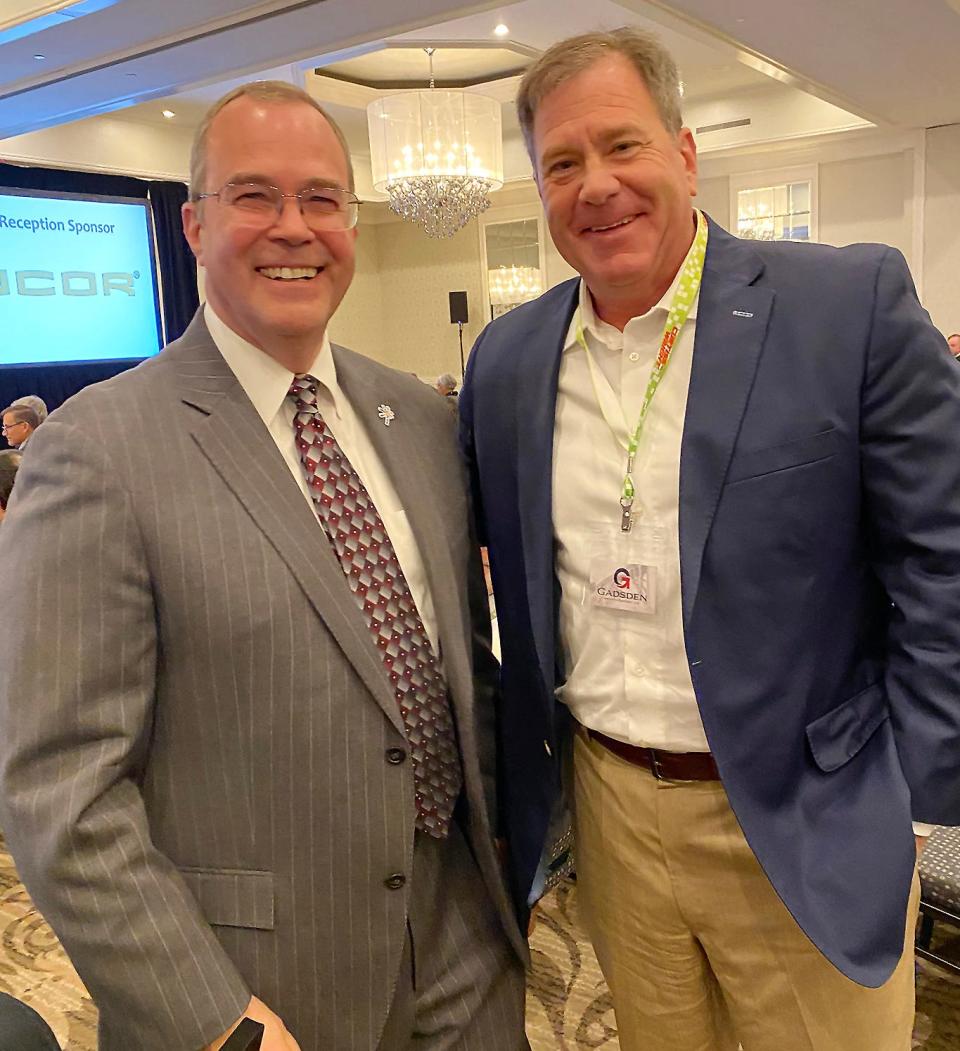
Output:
[586,728,721,781]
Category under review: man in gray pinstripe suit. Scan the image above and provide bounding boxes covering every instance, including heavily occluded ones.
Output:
[0,82,528,1051]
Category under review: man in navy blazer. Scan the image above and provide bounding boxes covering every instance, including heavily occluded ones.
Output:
[461,27,960,1051]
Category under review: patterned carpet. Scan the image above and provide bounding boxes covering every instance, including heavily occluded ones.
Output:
[0,837,957,1050]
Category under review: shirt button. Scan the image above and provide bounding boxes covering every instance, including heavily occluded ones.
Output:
[384,873,406,890]
[385,748,406,764]
[544,740,553,757]
[628,351,640,362]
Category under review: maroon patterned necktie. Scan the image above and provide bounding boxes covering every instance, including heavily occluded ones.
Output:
[289,375,462,838]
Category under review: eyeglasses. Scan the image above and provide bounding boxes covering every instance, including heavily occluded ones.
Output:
[193,182,361,231]
[1,422,26,434]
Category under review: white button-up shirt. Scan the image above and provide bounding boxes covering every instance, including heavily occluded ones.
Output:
[205,304,440,652]
[553,258,707,752]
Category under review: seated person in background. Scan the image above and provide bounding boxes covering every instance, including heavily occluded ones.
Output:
[948,333,960,359]
[1,406,39,451]
[0,451,22,523]
[9,395,48,423]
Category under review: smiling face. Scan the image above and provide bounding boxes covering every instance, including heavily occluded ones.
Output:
[182,96,356,368]
[532,54,698,328]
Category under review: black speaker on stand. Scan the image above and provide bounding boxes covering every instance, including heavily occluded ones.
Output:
[449,291,469,379]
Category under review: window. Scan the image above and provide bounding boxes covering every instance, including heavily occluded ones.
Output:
[730,166,818,243]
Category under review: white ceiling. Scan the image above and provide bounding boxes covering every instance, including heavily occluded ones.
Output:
[2,0,959,159]
[77,0,794,161]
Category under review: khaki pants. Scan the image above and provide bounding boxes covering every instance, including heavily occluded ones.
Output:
[572,729,918,1051]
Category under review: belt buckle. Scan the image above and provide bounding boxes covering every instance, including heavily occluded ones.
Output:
[648,748,667,781]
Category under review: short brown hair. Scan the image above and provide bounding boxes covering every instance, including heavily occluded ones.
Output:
[189,80,355,196]
[2,405,39,430]
[517,28,684,168]
[0,450,20,510]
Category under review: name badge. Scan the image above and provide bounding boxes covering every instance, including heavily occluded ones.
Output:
[589,560,657,614]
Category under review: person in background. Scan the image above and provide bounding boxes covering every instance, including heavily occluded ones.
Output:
[947,332,960,358]
[460,26,960,1051]
[0,80,527,1051]
[9,395,48,423]
[435,372,460,407]
[1,406,39,450]
[0,451,21,523]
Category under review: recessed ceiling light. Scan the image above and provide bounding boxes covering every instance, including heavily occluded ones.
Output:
[494,23,509,37]
[125,72,137,78]
[162,109,175,119]
[33,54,45,60]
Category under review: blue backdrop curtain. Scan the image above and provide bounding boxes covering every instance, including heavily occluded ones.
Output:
[0,164,199,432]
[149,180,200,341]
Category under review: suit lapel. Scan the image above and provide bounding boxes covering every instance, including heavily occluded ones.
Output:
[679,222,773,627]
[333,348,466,695]
[515,281,579,691]
[170,321,405,735]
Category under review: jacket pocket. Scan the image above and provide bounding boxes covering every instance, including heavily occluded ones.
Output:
[805,681,889,772]
[177,867,275,930]
[726,427,838,485]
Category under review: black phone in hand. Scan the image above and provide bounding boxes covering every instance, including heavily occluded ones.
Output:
[220,1017,264,1050]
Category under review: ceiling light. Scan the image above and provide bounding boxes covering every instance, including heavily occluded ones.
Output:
[162,109,175,119]
[33,53,44,60]
[494,23,509,37]
[367,47,503,238]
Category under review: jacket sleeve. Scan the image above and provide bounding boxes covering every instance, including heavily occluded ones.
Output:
[860,247,960,826]
[0,418,250,1050]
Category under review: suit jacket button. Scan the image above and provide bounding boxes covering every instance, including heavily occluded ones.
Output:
[384,873,406,890]
[386,748,407,764]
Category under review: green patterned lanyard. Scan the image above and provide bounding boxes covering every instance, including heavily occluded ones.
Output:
[575,210,709,532]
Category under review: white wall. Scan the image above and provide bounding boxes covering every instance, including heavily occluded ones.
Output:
[695,175,730,229]
[922,124,960,335]
[818,151,912,258]
[332,215,486,377]
[697,128,924,274]
[2,113,192,180]
[328,220,384,360]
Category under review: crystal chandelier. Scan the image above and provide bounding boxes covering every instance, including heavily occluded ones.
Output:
[367,49,503,238]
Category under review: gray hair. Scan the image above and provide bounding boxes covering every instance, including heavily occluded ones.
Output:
[517,28,684,168]
[189,80,355,196]
[9,395,47,422]
[2,405,39,430]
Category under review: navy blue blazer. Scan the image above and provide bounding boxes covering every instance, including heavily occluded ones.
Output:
[460,218,960,987]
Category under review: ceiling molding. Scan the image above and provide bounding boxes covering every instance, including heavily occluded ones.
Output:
[0,0,329,100]
[0,0,505,138]
[619,0,889,127]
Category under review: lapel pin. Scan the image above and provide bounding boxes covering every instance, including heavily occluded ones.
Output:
[732,310,754,318]
[377,404,396,427]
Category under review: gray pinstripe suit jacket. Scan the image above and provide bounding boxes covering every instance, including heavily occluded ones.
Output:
[0,314,524,1050]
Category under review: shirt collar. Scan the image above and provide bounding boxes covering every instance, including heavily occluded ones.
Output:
[204,303,340,425]
[566,231,701,353]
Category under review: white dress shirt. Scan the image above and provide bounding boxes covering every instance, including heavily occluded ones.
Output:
[553,256,707,752]
[205,304,441,653]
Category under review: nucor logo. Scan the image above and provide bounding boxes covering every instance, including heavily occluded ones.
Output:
[0,270,137,297]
